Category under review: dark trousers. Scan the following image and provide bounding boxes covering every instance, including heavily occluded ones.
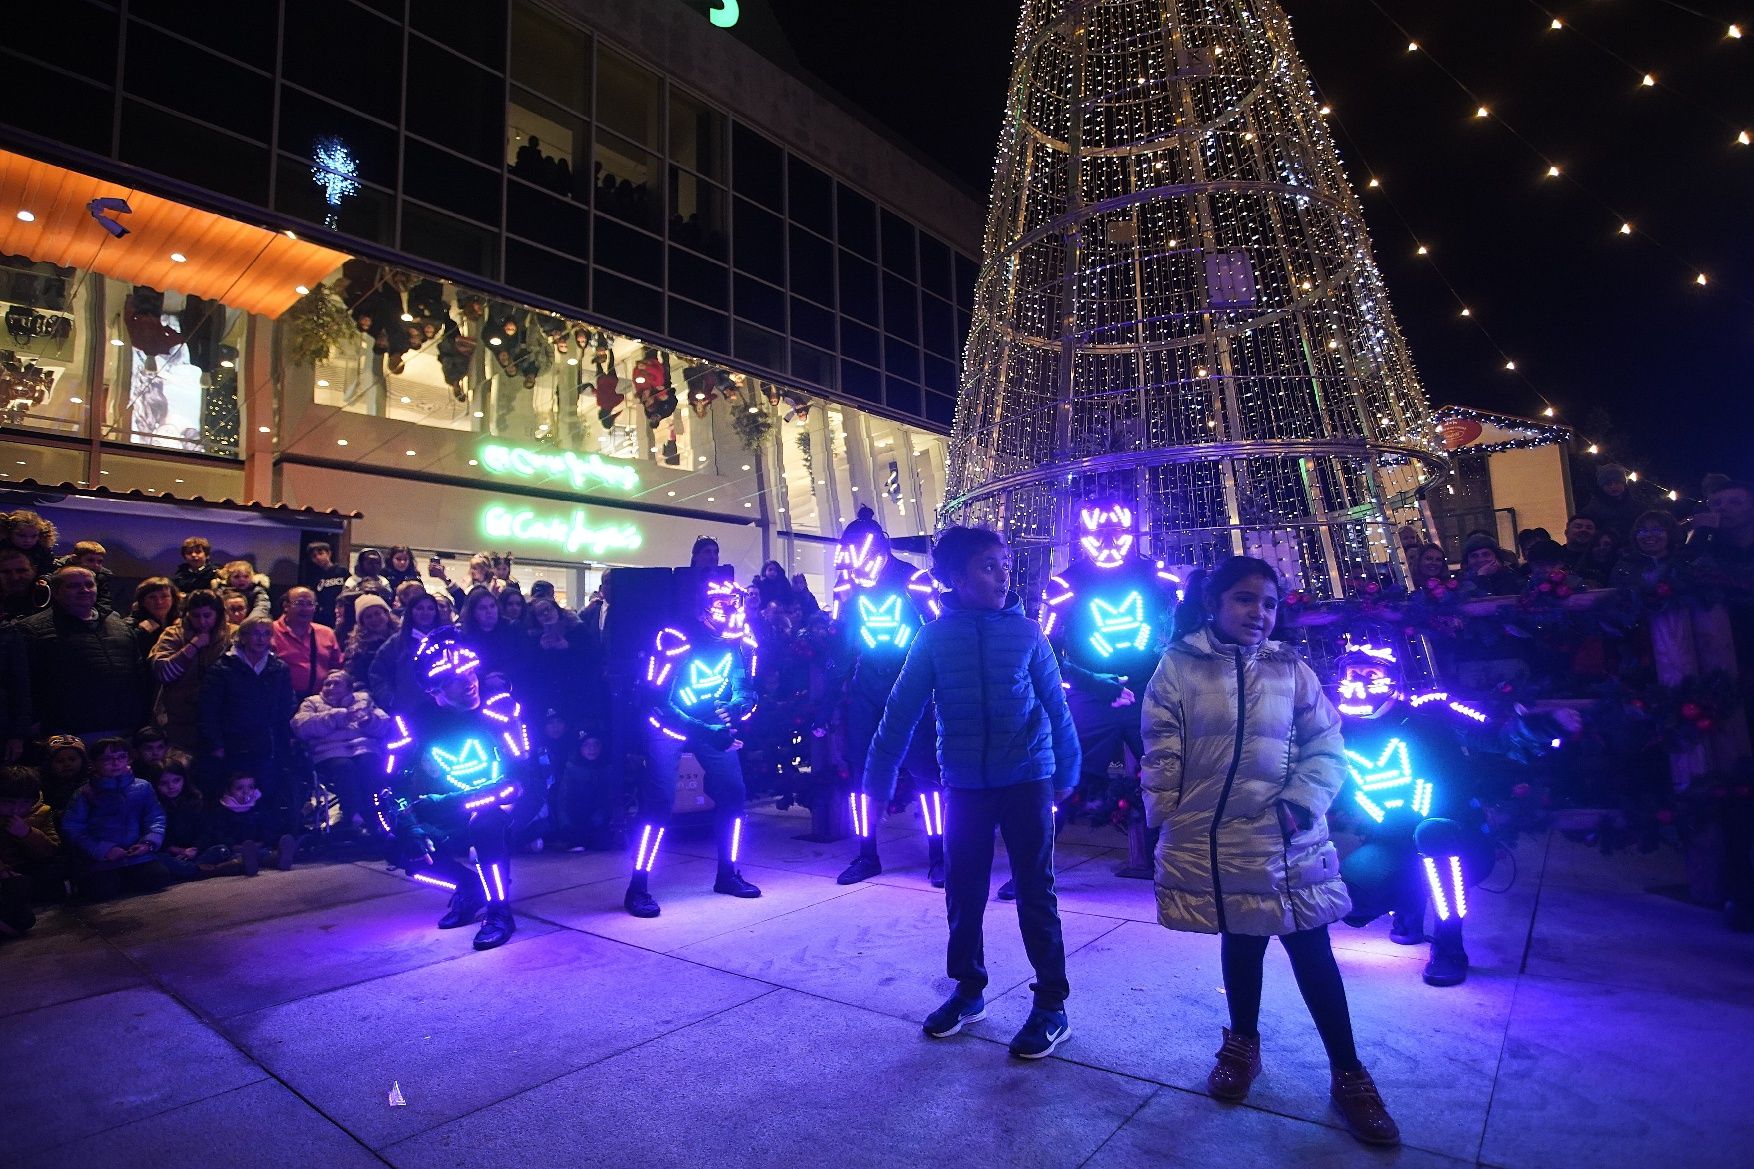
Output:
[316,756,377,832]
[1221,926,1360,1071]
[79,859,172,901]
[1066,689,1144,786]
[945,780,1069,1010]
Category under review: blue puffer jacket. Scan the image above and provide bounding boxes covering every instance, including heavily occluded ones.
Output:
[863,592,1079,799]
[61,774,166,865]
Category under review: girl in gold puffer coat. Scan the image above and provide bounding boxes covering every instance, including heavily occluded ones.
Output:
[1141,557,1399,1146]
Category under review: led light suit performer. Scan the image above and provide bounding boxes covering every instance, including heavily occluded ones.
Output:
[624,577,762,918]
[1329,640,1569,986]
[831,507,945,888]
[1039,504,1180,812]
[377,630,530,951]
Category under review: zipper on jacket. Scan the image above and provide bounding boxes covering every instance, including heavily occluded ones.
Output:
[975,615,989,783]
[1208,645,1248,934]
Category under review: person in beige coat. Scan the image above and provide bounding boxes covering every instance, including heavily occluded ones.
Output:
[1141,556,1398,1146]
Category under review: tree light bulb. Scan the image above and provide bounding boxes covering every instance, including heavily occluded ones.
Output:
[1546,165,1561,177]
[1738,131,1751,146]
[1367,177,1380,188]
[1407,41,1419,52]
[1416,244,1429,255]
[1505,360,1517,371]
[1619,223,1633,235]
[1475,106,1490,118]
[1668,490,1680,501]
[1696,273,1709,286]
[1459,307,1471,317]
[1641,74,1656,87]
[1587,444,1599,454]
[1551,18,1563,30]
[1627,472,1639,482]
[1542,407,1555,418]
[1730,24,1743,39]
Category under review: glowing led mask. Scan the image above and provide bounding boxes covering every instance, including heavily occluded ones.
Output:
[834,533,889,589]
[417,638,481,687]
[1078,504,1135,569]
[1087,591,1151,658]
[703,579,748,640]
[1328,642,1403,719]
[856,594,914,650]
[677,652,733,709]
[1345,738,1434,824]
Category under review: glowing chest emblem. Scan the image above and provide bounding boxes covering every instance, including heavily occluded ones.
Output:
[1344,738,1434,824]
[428,737,501,792]
[857,594,915,650]
[1086,591,1151,658]
[676,652,733,709]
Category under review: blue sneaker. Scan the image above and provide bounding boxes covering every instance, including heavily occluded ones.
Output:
[1009,1007,1071,1059]
[922,993,986,1037]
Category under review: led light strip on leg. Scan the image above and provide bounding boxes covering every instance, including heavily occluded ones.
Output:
[1422,856,1452,922]
[1449,856,1467,919]
[488,863,508,902]
[930,790,944,836]
[476,862,494,902]
[730,817,743,864]
[849,792,869,838]
[410,872,457,893]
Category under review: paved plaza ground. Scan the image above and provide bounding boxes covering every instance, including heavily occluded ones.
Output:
[6,803,1754,1169]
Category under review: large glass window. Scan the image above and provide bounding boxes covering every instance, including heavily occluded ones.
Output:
[732,122,784,212]
[510,0,590,112]
[101,276,249,459]
[1,253,94,443]
[669,90,726,182]
[669,169,727,259]
[595,133,662,233]
[597,49,660,148]
[508,88,587,201]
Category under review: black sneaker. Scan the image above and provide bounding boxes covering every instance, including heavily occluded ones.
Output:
[438,887,487,929]
[1389,911,1424,945]
[1422,920,1469,987]
[996,877,1017,901]
[473,905,516,951]
[922,993,986,1038]
[713,869,762,898]
[1008,1007,1071,1059]
[837,852,882,885]
[927,841,946,889]
[625,880,661,918]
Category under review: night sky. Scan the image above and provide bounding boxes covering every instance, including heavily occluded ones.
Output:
[766,0,1754,498]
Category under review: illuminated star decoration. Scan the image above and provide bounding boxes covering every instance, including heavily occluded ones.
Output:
[857,594,913,650]
[310,136,360,229]
[1087,591,1151,658]
[1345,738,1434,824]
[428,737,501,792]
[677,652,733,709]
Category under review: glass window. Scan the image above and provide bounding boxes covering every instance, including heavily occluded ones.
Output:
[119,103,270,207]
[790,298,834,349]
[836,186,877,259]
[788,226,834,307]
[882,273,918,342]
[284,0,402,124]
[838,254,878,325]
[885,377,921,419]
[405,139,501,227]
[505,239,589,309]
[880,211,917,278]
[669,169,727,259]
[732,199,784,285]
[129,0,276,68]
[594,133,662,232]
[97,451,243,501]
[280,88,399,190]
[511,0,590,112]
[923,391,955,428]
[2,442,85,490]
[884,337,920,382]
[923,355,958,396]
[790,343,831,390]
[840,319,879,367]
[597,48,660,148]
[954,253,979,312]
[595,216,663,281]
[668,299,729,355]
[669,248,728,307]
[734,323,784,371]
[669,89,726,181]
[103,276,249,459]
[734,275,784,332]
[509,88,587,200]
[401,204,499,280]
[275,157,395,245]
[124,24,271,142]
[4,60,109,156]
[840,360,881,405]
[594,270,661,333]
[732,122,784,212]
[919,235,953,300]
[32,1,119,83]
[787,155,833,236]
[408,39,505,166]
[921,295,955,357]
[413,0,506,71]
[508,172,591,257]
[0,255,94,445]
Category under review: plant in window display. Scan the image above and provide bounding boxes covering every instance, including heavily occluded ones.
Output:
[0,351,56,424]
[731,383,773,450]
[281,283,353,367]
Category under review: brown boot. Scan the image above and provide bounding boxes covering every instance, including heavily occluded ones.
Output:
[1207,1027,1262,1102]
[1331,1066,1400,1146]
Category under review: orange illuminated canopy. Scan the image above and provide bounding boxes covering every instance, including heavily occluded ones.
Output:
[0,148,352,319]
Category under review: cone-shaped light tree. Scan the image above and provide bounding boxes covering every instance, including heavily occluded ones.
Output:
[942,0,1446,599]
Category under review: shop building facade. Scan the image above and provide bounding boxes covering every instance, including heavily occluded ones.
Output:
[0,0,981,604]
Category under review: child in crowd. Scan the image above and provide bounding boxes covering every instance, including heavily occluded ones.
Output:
[1140,557,1397,1146]
[172,535,222,595]
[556,727,615,851]
[145,756,251,880]
[205,772,297,871]
[59,737,171,901]
[41,734,90,811]
[221,560,272,620]
[132,725,170,771]
[0,765,61,937]
[221,589,249,627]
[863,526,1080,1059]
[1,508,58,579]
[300,540,349,628]
[292,670,391,842]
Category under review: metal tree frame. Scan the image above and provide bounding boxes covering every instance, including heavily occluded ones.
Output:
[942,0,1446,601]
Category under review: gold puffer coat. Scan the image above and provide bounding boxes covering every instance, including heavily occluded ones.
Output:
[1140,627,1351,936]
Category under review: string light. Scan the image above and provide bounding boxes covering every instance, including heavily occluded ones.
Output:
[1641,73,1657,87]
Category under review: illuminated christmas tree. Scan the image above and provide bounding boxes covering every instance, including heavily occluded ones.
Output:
[942,0,1445,599]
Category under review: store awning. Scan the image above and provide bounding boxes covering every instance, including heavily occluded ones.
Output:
[0,148,351,319]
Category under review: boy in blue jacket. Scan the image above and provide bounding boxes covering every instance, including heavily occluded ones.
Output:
[60,737,172,900]
[864,526,1080,1059]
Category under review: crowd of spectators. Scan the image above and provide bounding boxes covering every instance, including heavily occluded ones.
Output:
[3,465,1751,938]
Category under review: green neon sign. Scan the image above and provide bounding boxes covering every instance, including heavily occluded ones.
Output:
[478,443,640,494]
[709,1,740,29]
[480,502,643,557]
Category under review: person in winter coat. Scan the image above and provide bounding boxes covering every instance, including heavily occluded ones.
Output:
[344,594,398,688]
[125,577,180,657]
[0,764,62,936]
[0,509,57,581]
[369,588,446,714]
[143,756,249,880]
[169,535,222,596]
[218,560,272,621]
[862,526,1080,1061]
[204,771,296,871]
[59,737,171,899]
[10,566,149,742]
[456,586,526,688]
[196,616,296,819]
[149,590,232,753]
[524,597,587,722]
[271,586,343,699]
[292,670,391,840]
[1141,557,1397,1146]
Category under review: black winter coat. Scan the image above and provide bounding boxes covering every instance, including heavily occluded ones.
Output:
[197,652,295,761]
[7,606,148,735]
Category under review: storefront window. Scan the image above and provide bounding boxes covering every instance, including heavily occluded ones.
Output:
[669,90,725,182]
[595,133,662,233]
[511,0,590,113]
[97,451,245,502]
[508,89,586,201]
[0,441,84,489]
[596,49,660,149]
[102,276,247,458]
[1,253,91,441]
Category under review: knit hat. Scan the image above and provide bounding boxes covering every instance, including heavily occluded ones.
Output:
[44,733,86,759]
[1597,463,1629,488]
[353,594,391,621]
[1462,533,1501,557]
